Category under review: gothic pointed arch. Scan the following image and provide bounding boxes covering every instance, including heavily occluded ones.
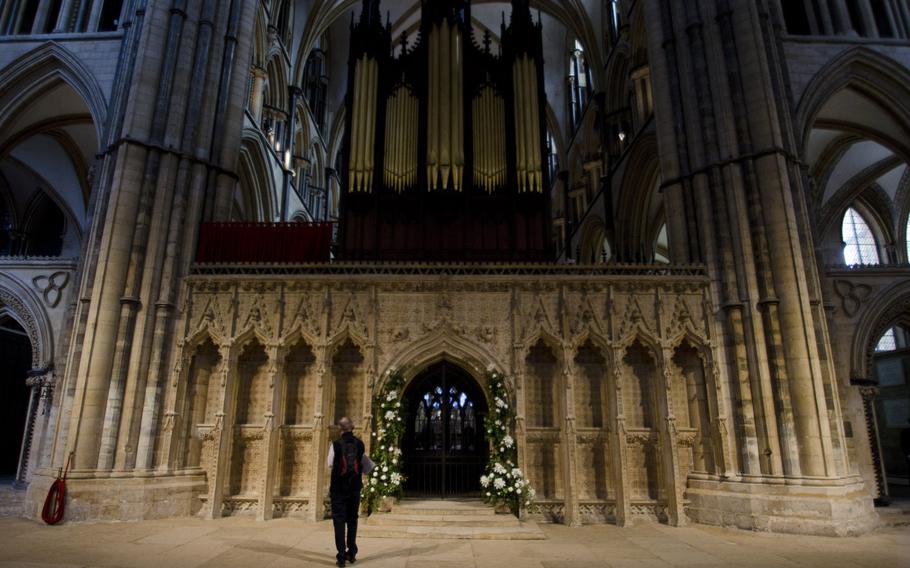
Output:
[0,42,107,144]
[0,272,53,369]
[381,328,508,395]
[851,278,910,382]
[797,47,910,161]
[615,134,661,262]
[235,131,278,221]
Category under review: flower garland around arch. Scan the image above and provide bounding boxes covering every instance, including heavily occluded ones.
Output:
[362,368,406,514]
[480,368,535,516]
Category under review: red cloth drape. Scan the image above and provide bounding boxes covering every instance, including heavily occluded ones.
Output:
[196,222,333,263]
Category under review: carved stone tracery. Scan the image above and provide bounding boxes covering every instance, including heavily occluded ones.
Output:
[167,267,714,524]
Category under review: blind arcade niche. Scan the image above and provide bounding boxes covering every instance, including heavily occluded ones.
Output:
[340,0,552,261]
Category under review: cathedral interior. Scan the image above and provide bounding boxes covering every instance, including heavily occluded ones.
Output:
[0,0,909,538]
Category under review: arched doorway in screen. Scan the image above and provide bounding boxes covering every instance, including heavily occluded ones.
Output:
[0,315,31,484]
[402,362,488,498]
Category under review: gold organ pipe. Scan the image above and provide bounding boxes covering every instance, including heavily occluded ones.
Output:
[398,90,404,191]
[512,56,543,193]
[484,88,491,190]
[410,94,417,187]
[513,62,525,192]
[529,58,542,191]
[386,89,395,191]
[358,56,370,191]
[351,58,363,191]
[522,57,532,192]
[480,90,486,191]
[383,87,419,192]
[398,91,404,191]
[439,23,451,189]
[454,28,463,191]
[497,94,504,187]
[526,57,540,192]
[425,23,465,191]
[390,90,398,190]
[367,58,378,190]
[428,25,439,189]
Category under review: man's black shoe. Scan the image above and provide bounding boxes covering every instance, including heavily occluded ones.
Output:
[336,560,345,567]
[346,552,357,564]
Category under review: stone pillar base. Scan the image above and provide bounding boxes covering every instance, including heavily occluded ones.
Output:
[24,470,208,523]
[685,477,879,536]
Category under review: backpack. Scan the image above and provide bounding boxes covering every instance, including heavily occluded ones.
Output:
[338,437,361,478]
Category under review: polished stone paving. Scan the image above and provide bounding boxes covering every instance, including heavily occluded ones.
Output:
[0,516,907,568]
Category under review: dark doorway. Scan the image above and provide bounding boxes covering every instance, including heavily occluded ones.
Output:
[873,325,910,497]
[0,316,32,478]
[402,362,487,498]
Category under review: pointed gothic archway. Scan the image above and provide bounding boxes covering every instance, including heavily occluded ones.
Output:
[401,361,488,498]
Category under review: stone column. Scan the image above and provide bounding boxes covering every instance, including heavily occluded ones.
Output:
[96,0,192,473]
[857,384,887,501]
[560,345,580,526]
[658,348,684,526]
[258,344,284,521]
[8,1,28,34]
[159,343,192,471]
[204,343,238,519]
[609,348,631,527]
[829,0,855,34]
[0,2,13,34]
[20,372,56,485]
[308,345,329,521]
[250,66,267,124]
[87,0,105,32]
[134,0,220,473]
[855,0,880,37]
[15,374,44,487]
[30,0,53,34]
[892,0,910,38]
[53,0,77,32]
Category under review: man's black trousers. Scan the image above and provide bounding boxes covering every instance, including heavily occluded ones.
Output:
[331,491,360,561]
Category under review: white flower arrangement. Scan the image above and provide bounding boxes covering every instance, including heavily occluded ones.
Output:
[480,369,535,516]
[362,369,407,514]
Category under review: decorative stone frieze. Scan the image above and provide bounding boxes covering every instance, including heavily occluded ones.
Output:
[160,263,724,524]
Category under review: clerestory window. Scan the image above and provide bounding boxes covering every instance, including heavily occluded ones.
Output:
[568,40,592,130]
[842,207,880,266]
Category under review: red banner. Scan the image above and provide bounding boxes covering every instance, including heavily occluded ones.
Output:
[196,222,333,263]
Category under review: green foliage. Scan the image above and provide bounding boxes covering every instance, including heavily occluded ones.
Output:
[361,369,406,514]
[480,369,535,516]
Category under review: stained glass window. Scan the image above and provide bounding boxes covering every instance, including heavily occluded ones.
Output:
[842,207,880,266]
[876,326,909,352]
[654,223,670,264]
[876,328,897,352]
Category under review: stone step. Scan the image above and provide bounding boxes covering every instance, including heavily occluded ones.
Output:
[359,498,545,539]
[365,513,522,527]
[359,522,546,540]
[0,483,25,518]
[877,507,910,527]
[391,499,498,517]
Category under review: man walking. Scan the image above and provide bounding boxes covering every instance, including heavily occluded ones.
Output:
[327,416,373,567]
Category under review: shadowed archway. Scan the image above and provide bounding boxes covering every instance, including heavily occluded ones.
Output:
[401,361,488,498]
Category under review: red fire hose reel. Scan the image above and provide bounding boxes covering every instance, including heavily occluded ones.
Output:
[41,452,73,525]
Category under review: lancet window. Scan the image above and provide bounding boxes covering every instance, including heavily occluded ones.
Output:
[842,206,880,266]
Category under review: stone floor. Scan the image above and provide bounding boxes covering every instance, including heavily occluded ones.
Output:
[0,516,907,568]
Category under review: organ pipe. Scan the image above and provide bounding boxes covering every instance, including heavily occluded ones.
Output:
[426,22,464,191]
[473,85,506,192]
[513,55,542,193]
[348,55,378,192]
[384,85,418,192]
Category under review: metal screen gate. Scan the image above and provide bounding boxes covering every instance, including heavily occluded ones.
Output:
[402,362,488,498]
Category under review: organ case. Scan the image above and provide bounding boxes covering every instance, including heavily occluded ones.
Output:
[340,0,551,261]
